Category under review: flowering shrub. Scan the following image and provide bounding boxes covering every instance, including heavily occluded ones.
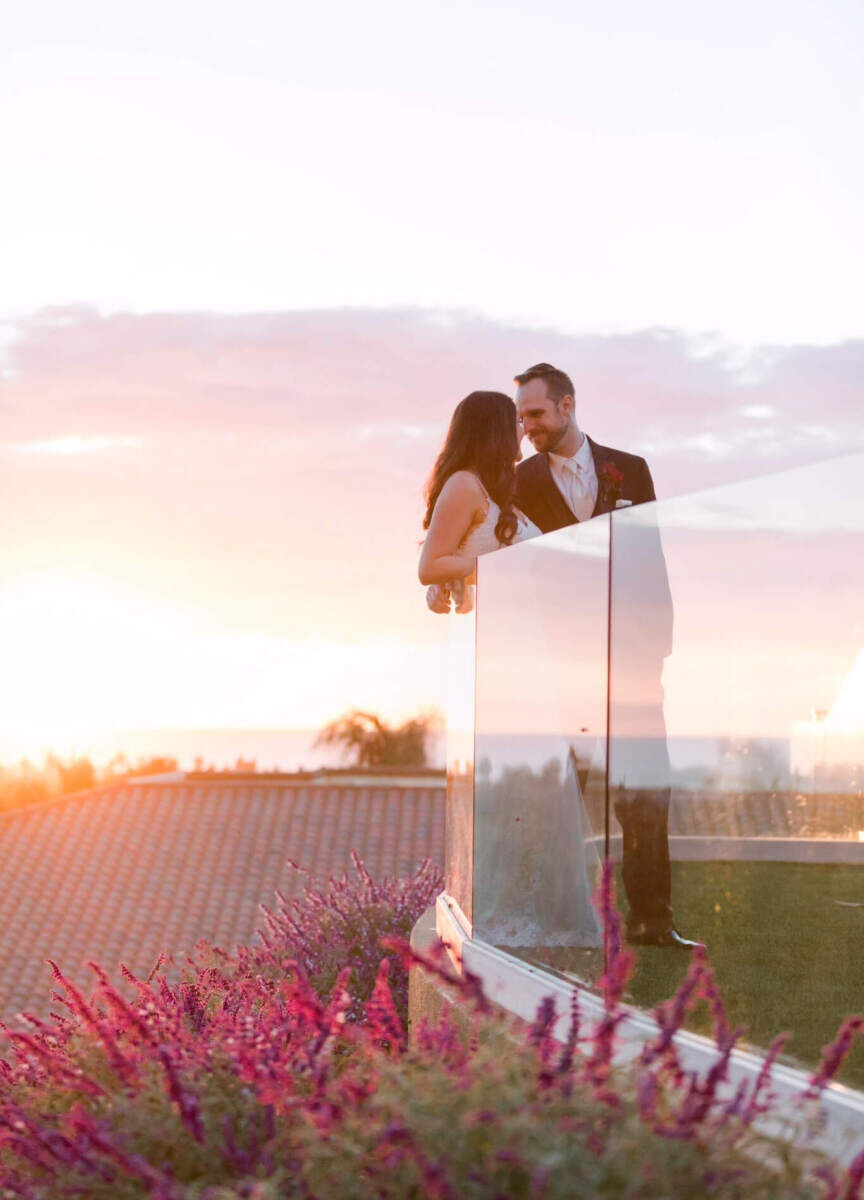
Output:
[0,858,861,1198]
[251,851,443,1023]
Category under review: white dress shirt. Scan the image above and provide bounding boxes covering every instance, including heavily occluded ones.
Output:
[548,434,598,522]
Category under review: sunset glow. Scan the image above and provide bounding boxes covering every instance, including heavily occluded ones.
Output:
[1,3,862,769]
[0,569,446,764]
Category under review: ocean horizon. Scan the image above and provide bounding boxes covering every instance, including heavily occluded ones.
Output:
[0,728,390,773]
[1,728,798,782]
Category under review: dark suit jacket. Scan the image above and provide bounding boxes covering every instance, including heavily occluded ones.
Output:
[514,436,672,661]
[513,436,655,532]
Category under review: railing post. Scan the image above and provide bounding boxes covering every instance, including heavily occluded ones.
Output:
[604,509,613,862]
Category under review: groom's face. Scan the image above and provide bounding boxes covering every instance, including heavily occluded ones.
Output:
[516,379,572,454]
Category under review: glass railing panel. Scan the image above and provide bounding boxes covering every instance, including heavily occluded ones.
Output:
[445,601,476,924]
[474,520,609,985]
[608,452,864,1084]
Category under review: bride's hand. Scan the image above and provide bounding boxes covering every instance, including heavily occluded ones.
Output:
[453,580,475,613]
[426,584,451,614]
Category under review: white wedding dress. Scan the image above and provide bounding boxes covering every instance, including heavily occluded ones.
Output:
[458,478,540,557]
[454,477,602,954]
[447,480,540,611]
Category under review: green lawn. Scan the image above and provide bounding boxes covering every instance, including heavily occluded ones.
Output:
[626,861,864,1089]
[513,861,864,1089]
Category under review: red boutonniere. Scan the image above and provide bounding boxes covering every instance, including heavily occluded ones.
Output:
[599,462,625,506]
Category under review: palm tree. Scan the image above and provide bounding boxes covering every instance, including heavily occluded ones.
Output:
[314,710,440,769]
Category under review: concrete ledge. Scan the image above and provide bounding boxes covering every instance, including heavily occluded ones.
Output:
[669,835,864,863]
[408,904,478,1041]
[587,833,864,864]
[407,905,443,1033]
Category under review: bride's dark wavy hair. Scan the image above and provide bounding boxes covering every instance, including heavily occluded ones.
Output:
[423,390,520,546]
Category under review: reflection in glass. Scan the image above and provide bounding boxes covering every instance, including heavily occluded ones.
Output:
[607,505,675,943]
[445,602,475,923]
[450,452,864,1080]
[473,522,609,976]
[609,454,864,1081]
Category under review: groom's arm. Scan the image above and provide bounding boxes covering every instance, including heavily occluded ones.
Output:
[635,456,672,659]
[634,456,657,504]
[613,453,672,661]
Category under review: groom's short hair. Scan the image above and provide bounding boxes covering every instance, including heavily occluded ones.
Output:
[513,362,574,405]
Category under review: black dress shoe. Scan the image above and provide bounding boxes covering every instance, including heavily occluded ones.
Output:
[627,925,703,949]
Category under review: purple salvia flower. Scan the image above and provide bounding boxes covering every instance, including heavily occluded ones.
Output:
[93,979,158,1049]
[0,1132,59,1176]
[365,958,406,1051]
[155,1045,205,1143]
[584,864,635,1092]
[67,1106,177,1190]
[17,1013,57,1037]
[740,1031,792,1124]
[584,1008,629,1092]
[637,1070,659,1121]
[157,976,179,1007]
[804,1015,864,1099]
[697,958,731,1044]
[47,960,133,1083]
[528,995,559,1068]
[842,1145,864,1199]
[594,860,635,1013]
[720,1076,749,1121]
[3,1031,105,1097]
[146,951,169,983]
[641,952,706,1066]
[672,1025,741,1132]
[3,1108,115,1181]
[45,961,100,1027]
[555,988,581,1083]
[180,983,207,1034]
[377,1122,459,1200]
[221,1115,247,1172]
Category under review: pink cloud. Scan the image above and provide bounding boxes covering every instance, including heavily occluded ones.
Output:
[1,306,861,702]
[4,306,861,477]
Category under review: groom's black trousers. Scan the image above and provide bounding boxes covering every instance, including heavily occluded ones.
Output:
[614,786,673,930]
[609,679,675,933]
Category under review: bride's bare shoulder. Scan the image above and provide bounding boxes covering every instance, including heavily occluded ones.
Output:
[438,470,485,500]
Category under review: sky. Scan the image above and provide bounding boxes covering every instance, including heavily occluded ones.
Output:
[1,1,863,762]
[3,0,864,343]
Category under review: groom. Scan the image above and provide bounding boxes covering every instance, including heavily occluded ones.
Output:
[513,362,696,950]
[514,362,659,528]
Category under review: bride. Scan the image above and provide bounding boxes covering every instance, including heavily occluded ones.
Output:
[418,391,539,605]
[419,389,601,956]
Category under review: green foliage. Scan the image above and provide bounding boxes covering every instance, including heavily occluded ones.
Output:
[295,1030,826,1200]
[0,859,858,1199]
[314,709,441,768]
[3,1024,833,1199]
[0,753,181,813]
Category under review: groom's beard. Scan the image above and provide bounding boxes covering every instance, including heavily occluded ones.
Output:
[531,421,570,453]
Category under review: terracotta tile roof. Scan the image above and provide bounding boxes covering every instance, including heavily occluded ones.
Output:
[0,778,444,1021]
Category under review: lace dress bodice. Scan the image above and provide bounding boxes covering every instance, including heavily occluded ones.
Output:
[459,481,541,556]
[427,474,541,615]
